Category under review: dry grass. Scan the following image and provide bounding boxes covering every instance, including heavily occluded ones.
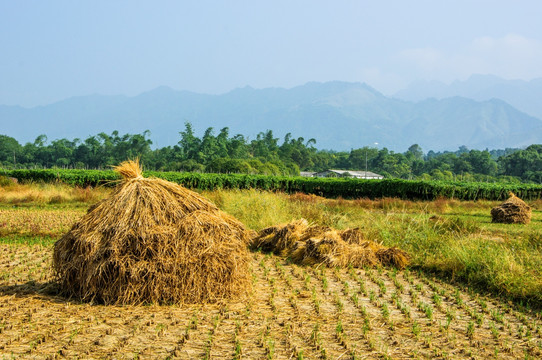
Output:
[0,181,109,206]
[53,160,253,305]
[531,199,542,211]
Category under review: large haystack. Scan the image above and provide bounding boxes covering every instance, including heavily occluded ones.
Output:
[491,193,532,225]
[251,219,409,269]
[53,160,252,304]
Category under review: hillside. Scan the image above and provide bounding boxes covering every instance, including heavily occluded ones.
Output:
[1,81,542,151]
[395,74,542,120]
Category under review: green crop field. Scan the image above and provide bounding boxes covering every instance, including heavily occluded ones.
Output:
[2,168,542,200]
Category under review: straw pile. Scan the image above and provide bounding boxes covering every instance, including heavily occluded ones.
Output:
[251,219,409,269]
[53,160,252,304]
[491,192,532,224]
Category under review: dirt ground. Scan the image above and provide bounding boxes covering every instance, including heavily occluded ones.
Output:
[0,244,541,359]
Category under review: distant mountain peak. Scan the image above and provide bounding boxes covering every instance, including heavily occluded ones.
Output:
[301,80,376,91]
[141,85,177,95]
[227,85,255,93]
[395,74,542,120]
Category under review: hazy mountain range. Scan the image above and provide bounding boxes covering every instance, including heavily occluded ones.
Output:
[395,74,542,121]
[1,79,542,152]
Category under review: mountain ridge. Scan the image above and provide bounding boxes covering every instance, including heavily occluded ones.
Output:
[1,81,541,152]
[394,74,542,120]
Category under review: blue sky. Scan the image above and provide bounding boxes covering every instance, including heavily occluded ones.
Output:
[1,0,542,107]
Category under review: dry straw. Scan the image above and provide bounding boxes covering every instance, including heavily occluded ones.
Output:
[53,159,253,305]
[491,192,532,224]
[251,219,409,269]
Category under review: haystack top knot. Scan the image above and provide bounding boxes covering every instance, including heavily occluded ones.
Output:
[113,159,143,180]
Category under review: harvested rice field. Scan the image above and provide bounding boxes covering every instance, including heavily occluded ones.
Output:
[1,184,542,359]
[1,244,542,359]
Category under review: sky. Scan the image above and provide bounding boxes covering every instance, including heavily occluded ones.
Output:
[1,0,542,107]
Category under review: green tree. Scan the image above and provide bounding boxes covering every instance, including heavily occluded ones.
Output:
[465,150,497,175]
[0,135,22,166]
[50,138,78,167]
[178,122,201,160]
[406,144,424,161]
[251,130,279,159]
[348,147,378,170]
[500,145,542,180]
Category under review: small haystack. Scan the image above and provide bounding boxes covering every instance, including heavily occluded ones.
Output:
[251,220,409,269]
[491,193,532,225]
[53,160,252,304]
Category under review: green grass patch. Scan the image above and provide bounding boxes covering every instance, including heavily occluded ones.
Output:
[0,235,58,247]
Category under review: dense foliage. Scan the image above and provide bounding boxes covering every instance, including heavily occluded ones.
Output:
[1,124,541,182]
[2,168,541,201]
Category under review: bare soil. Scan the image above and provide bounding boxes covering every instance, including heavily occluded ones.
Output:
[1,244,541,359]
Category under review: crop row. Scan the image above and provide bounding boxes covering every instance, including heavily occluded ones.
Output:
[2,168,542,200]
[2,245,541,359]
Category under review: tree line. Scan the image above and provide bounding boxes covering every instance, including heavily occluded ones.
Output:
[0,123,541,183]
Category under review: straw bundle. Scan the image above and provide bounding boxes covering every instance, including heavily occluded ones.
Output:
[252,219,308,256]
[53,160,252,304]
[251,219,409,269]
[491,192,532,225]
[339,228,366,245]
[302,235,380,268]
[375,247,410,269]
